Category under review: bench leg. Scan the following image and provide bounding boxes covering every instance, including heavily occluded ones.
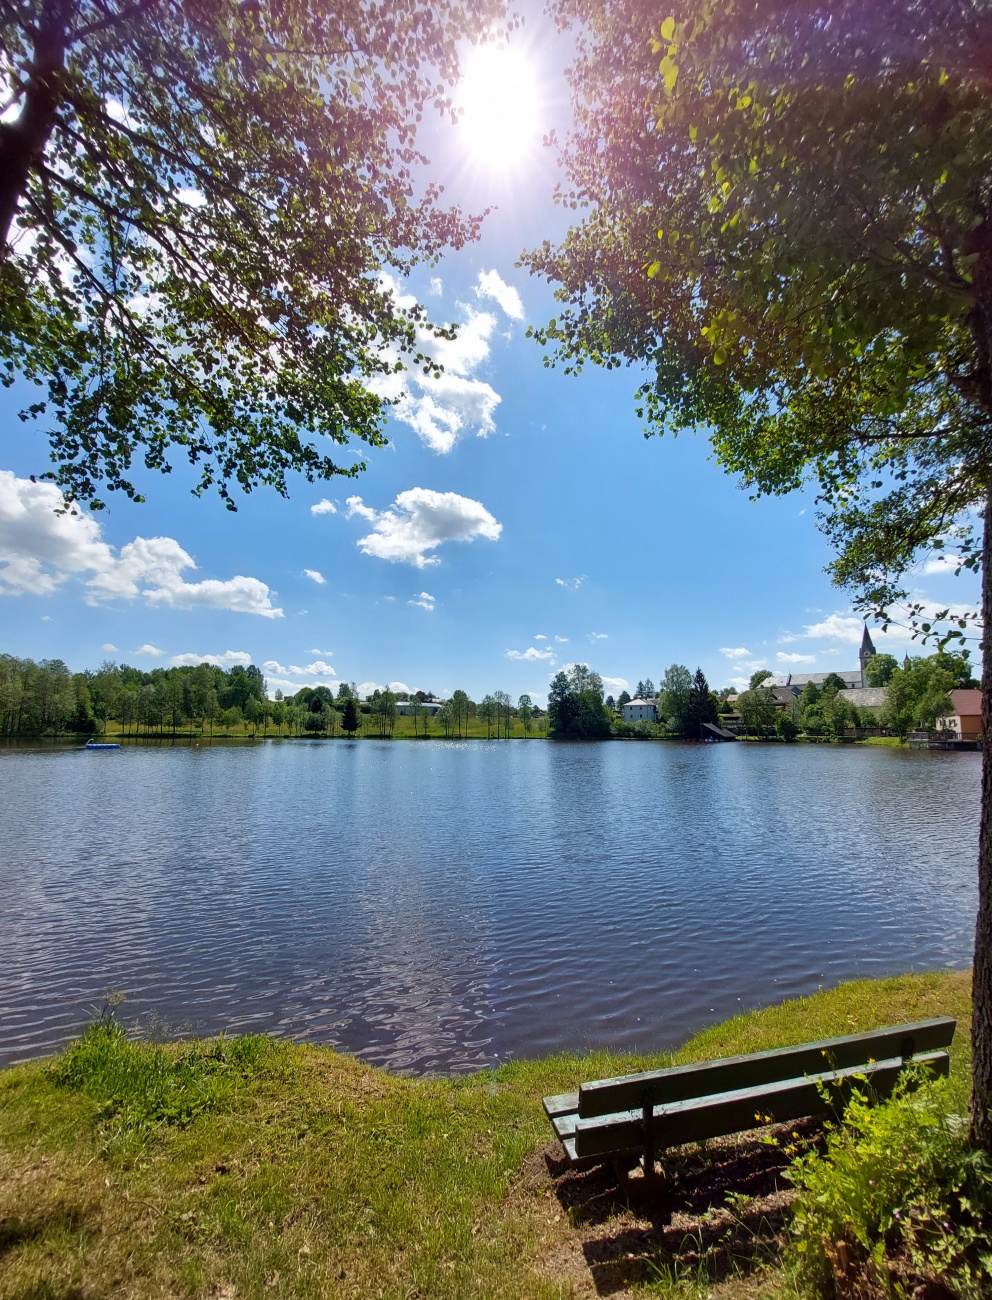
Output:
[642,1100,658,1184]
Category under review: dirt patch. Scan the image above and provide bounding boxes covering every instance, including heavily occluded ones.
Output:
[522,1121,824,1297]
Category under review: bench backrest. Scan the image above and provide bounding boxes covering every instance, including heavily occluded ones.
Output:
[576,1016,955,1119]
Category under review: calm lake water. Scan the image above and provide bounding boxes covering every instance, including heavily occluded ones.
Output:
[0,739,980,1073]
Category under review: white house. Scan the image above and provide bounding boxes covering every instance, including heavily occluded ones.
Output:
[622,697,658,723]
[395,700,443,716]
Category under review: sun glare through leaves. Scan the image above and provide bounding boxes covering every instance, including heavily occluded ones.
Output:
[454,44,541,174]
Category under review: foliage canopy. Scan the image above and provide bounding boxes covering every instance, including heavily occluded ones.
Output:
[1,0,507,508]
[525,0,992,639]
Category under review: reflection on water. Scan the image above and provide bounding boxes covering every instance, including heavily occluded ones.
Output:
[0,739,979,1072]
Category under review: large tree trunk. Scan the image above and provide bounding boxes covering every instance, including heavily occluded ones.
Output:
[974,481,992,1148]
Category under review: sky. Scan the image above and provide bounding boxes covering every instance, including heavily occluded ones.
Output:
[0,10,980,703]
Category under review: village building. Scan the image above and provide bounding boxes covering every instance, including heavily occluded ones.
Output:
[395,700,443,717]
[935,689,984,742]
[622,697,658,723]
[761,626,878,694]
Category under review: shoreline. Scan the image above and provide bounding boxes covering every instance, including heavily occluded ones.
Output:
[0,970,973,1299]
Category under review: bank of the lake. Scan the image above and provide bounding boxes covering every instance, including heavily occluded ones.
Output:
[0,970,973,1300]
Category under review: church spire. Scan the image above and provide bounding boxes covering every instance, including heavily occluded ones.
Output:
[859,624,876,686]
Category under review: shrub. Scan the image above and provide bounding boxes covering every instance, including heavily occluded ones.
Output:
[787,1071,992,1297]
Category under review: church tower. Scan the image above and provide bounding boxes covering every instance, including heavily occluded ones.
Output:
[859,625,876,687]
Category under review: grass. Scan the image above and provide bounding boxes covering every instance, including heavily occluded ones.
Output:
[0,970,973,1299]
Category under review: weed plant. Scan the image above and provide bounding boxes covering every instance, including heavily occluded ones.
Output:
[787,1072,992,1298]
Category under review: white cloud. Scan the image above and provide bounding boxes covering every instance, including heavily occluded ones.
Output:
[554,635,569,644]
[389,372,501,454]
[346,488,501,568]
[262,658,336,678]
[310,499,337,515]
[507,646,555,662]
[589,631,608,641]
[429,277,443,296]
[475,269,525,320]
[798,611,915,646]
[170,650,252,668]
[720,646,751,659]
[922,553,963,575]
[0,471,281,617]
[307,648,333,656]
[134,643,164,657]
[555,577,586,591]
[303,569,326,584]
[602,676,630,692]
[409,591,435,611]
[356,680,411,698]
[777,652,816,664]
[534,634,547,641]
[372,275,510,454]
[101,643,117,652]
[800,614,867,644]
[305,660,336,676]
[264,675,338,698]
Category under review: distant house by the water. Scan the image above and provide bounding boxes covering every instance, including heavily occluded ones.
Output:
[935,689,984,742]
[395,700,443,717]
[622,697,658,723]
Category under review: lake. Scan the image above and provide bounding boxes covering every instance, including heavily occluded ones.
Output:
[0,739,979,1073]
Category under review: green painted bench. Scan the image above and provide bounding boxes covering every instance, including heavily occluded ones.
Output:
[544,1016,956,1176]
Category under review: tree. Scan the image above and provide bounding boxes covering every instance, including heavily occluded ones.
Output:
[864,654,899,688]
[635,678,656,698]
[821,673,849,699]
[527,0,992,1143]
[478,694,497,739]
[880,656,958,737]
[658,663,692,734]
[0,0,508,509]
[493,689,512,738]
[548,664,611,737]
[775,712,799,743]
[341,697,359,737]
[682,667,718,738]
[408,695,425,738]
[737,687,777,738]
[617,689,632,709]
[748,670,772,691]
[517,693,533,735]
[449,689,470,739]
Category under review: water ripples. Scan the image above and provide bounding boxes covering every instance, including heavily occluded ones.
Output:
[0,739,979,1072]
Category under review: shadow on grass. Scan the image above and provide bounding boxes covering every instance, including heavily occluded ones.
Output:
[545,1120,823,1296]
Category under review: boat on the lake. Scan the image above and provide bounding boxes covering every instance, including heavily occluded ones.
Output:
[84,741,121,750]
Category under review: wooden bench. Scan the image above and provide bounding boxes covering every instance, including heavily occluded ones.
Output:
[544,1016,955,1176]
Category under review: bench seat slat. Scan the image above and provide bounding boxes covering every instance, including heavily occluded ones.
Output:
[577,1017,955,1119]
[543,1091,579,1120]
[572,1051,948,1159]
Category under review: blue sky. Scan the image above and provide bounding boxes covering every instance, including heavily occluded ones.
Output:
[0,14,979,702]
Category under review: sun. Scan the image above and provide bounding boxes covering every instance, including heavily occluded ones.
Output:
[455,44,542,173]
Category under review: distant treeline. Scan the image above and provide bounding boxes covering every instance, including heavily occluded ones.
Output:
[0,654,547,740]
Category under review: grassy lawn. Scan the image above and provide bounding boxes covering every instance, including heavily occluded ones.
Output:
[0,970,972,1299]
[101,717,550,742]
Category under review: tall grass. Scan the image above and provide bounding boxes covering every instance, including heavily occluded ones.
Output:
[50,1008,287,1146]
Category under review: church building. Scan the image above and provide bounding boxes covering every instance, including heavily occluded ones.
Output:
[761,626,878,692]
